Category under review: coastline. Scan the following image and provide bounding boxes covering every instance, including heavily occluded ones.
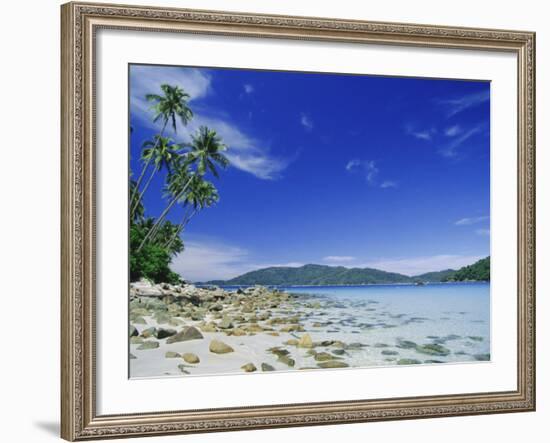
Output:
[129,279,490,378]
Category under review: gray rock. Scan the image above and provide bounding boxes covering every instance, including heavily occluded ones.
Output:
[277,355,295,367]
[155,328,177,339]
[129,325,139,337]
[165,351,181,358]
[314,352,336,362]
[473,353,490,361]
[129,353,137,359]
[177,364,190,374]
[131,279,163,297]
[317,360,349,368]
[468,336,484,342]
[218,317,234,329]
[137,340,159,350]
[396,339,417,349]
[209,303,223,312]
[166,326,204,344]
[415,343,451,356]
[381,350,399,356]
[261,363,276,372]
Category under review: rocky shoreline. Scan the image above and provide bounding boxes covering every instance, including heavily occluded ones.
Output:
[129,280,489,377]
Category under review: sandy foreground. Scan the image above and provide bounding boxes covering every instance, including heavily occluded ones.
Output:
[129,281,490,378]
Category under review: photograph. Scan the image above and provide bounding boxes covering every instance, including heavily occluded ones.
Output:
[128,64,491,378]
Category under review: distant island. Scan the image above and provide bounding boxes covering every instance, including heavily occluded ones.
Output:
[203,257,490,286]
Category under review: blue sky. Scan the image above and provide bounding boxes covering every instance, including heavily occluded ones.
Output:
[129,64,490,281]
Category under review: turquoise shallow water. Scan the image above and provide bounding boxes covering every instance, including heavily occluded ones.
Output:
[217,282,490,367]
[280,282,490,365]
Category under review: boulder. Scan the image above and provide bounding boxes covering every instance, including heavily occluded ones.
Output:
[182,353,200,364]
[200,323,218,333]
[277,355,295,367]
[166,326,204,344]
[381,350,399,356]
[231,328,247,336]
[155,328,177,339]
[129,325,139,337]
[297,333,313,348]
[209,303,223,312]
[241,363,257,372]
[130,279,163,297]
[218,317,234,329]
[397,358,421,365]
[317,360,349,369]
[314,352,336,362]
[137,340,159,350]
[165,351,181,358]
[209,340,234,354]
[140,327,157,338]
[415,344,450,356]
[261,363,276,372]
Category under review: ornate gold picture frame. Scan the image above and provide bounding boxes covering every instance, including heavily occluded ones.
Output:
[61,2,535,440]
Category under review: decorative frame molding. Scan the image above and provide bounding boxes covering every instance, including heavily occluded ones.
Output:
[61,2,536,440]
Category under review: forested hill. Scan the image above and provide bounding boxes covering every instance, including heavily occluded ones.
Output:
[206,264,411,286]
[447,256,490,282]
[204,257,490,286]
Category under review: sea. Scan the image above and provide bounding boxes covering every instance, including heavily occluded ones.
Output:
[222,281,490,366]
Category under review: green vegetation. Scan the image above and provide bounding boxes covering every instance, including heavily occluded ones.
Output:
[415,269,457,282]
[130,84,229,283]
[206,259,490,286]
[208,264,413,286]
[445,256,490,282]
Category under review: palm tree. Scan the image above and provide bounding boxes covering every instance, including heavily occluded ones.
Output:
[130,136,179,217]
[130,84,193,206]
[164,177,219,249]
[184,126,231,178]
[137,126,229,251]
[129,180,144,223]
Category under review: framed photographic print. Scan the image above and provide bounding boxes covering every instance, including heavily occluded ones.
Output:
[61,1,536,440]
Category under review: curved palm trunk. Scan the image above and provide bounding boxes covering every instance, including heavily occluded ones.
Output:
[136,176,194,251]
[131,165,157,216]
[129,119,168,214]
[164,208,197,250]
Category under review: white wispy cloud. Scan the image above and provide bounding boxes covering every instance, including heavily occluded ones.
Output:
[171,240,251,282]
[243,84,254,94]
[323,256,355,263]
[345,159,379,185]
[346,160,396,189]
[360,254,486,277]
[475,228,490,236]
[365,161,378,184]
[454,215,489,226]
[436,90,490,118]
[300,113,313,131]
[405,125,436,141]
[439,125,483,158]
[345,159,361,171]
[380,180,398,189]
[172,239,306,282]
[130,66,289,180]
[445,125,462,137]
